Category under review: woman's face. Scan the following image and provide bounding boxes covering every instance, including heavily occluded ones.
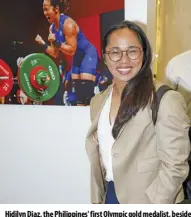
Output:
[43,0,58,23]
[104,28,144,84]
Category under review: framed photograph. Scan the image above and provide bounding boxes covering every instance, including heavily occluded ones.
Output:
[0,0,124,106]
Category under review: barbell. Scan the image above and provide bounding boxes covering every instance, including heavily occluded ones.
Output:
[0,53,60,102]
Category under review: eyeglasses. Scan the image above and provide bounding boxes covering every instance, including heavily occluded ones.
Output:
[104,47,143,62]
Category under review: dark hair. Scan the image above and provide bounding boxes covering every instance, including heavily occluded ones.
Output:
[49,0,70,13]
[103,20,156,139]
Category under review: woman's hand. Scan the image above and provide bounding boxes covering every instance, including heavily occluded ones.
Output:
[35,34,45,45]
[48,33,56,43]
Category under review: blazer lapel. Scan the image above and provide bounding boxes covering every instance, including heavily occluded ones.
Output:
[87,85,113,137]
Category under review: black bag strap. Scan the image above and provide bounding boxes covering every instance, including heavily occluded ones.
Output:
[152,85,172,125]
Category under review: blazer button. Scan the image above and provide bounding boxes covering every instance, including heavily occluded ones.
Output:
[113,153,119,158]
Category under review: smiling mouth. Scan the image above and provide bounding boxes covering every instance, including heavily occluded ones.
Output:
[117,67,132,75]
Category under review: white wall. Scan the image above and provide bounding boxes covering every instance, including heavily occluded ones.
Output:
[125,0,157,53]
[125,0,148,25]
[0,105,91,204]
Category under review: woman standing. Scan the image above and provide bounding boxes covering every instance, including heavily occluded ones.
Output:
[86,21,190,204]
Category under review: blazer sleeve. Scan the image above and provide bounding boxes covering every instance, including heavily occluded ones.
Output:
[146,90,190,203]
[88,97,106,204]
[89,97,95,123]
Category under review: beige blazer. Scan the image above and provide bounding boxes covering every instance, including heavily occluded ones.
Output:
[86,81,190,204]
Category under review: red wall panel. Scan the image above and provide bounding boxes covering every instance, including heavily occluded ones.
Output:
[76,15,101,57]
[70,0,124,19]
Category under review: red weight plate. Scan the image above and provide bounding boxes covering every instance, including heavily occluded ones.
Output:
[0,60,14,97]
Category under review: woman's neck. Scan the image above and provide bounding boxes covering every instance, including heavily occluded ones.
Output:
[113,80,127,96]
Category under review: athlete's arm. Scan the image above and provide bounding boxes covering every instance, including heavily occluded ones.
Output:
[57,18,78,56]
[45,26,59,58]
[35,26,59,59]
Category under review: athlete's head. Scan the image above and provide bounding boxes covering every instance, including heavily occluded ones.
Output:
[43,0,70,23]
